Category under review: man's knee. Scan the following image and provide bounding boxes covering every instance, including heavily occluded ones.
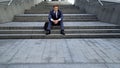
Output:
[49,21,63,27]
[52,21,61,26]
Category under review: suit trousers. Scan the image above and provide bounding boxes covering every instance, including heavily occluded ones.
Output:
[47,20,64,31]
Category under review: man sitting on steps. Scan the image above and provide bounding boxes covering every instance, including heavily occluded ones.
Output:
[46,5,65,35]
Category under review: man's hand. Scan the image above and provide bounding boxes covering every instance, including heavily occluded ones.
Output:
[53,20,59,24]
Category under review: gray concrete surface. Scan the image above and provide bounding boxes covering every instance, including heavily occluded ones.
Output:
[0,39,120,68]
[0,0,43,23]
[74,0,120,25]
[0,22,120,39]
[0,22,117,26]
[0,0,10,2]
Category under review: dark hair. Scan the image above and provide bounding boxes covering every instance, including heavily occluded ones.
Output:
[53,5,59,8]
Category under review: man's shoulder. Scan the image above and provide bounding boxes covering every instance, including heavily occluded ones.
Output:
[58,10,63,14]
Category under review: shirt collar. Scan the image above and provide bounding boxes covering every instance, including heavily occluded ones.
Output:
[54,11,58,13]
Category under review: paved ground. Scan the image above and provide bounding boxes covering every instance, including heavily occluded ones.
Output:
[0,39,120,68]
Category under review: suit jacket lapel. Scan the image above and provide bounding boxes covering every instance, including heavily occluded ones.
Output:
[52,10,60,19]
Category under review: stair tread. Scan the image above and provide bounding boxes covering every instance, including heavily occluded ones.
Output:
[0,29,120,31]
[16,14,96,16]
[0,33,120,36]
[0,22,118,28]
[0,22,118,26]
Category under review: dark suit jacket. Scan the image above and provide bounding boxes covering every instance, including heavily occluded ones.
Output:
[48,10,63,21]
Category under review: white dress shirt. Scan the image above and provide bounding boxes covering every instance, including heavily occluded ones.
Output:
[51,11,61,21]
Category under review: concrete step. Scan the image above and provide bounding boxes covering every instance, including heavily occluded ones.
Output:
[38,3,72,5]
[0,29,120,34]
[35,3,74,7]
[0,26,119,30]
[0,22,119,29]
[13,19,98,22]
[0,33,120,39]
[30,8,80,11]
[0,26,120,30]
[0,21,119,38]
[31,6,78,9]
[38,1,72,5]
[24,10,81,14]
[25,8,80,12]
[20,14,96,16]
[32,5,77,7]
[13,14,98,22]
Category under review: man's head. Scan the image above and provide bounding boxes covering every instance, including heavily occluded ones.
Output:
[53,5,59,11]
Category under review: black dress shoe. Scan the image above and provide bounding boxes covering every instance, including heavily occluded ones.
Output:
[46,30,51,35]
[60,30,65,35]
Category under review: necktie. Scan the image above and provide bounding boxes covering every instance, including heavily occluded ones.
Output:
[55,12,58,18]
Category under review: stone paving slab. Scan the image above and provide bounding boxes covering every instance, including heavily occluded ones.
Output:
[0,39,120,68]
[0,64,109,68]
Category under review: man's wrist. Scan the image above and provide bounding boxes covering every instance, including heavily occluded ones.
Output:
[58,18,61,21]
[51,19,54,21]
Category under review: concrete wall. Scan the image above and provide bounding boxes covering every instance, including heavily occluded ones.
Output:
[0,0,43,23]
[74,0,120,25]
[0,0,9,2]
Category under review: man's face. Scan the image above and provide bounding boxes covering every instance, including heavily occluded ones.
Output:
[53,7,59,11]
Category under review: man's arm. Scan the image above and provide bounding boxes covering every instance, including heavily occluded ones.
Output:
[58,11,63,21]
[48,11,57,24]
[48,11,54,21]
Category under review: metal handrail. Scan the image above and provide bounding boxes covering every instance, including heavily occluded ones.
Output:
[0,0,13,6]
[86,0,103,6]
[86,0,90,2]
[8,0,13,5]
[98,0,103,6]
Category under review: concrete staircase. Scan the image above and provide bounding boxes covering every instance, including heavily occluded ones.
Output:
[13,14,98,22]
[0,1,120,39]
[13,1,98,22]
